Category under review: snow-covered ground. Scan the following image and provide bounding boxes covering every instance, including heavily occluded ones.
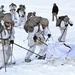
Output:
[0,0,75,75]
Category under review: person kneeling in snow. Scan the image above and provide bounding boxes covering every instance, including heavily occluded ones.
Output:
[0,14,15,69]
[24,16,51,62]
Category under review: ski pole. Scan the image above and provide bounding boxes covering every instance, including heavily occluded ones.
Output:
[2,40,7,72]
[45,37,50,42]
[36,37,48,46]
[1,31,7,71]
[10,24,16,64]
[39,40,48,46]
[10,44,12,64]
[47,27,54,41]
[14,43,45,58]
[10,43,16,64]
[59,27,67,41]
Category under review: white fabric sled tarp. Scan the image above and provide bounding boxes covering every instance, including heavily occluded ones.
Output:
[46,42,75,65]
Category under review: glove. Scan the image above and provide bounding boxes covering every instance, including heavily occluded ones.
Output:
[10,40,14,44]
[70,24,73,26]
[65,24,68,27]
[33,35,37,42]
[19,15,20,17]
[47,34,51,38]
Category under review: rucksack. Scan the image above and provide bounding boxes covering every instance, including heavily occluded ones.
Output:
[24,19,34,33]
[56,15,68,27]
[24,17,41,33]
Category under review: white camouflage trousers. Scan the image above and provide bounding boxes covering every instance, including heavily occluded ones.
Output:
[0,40,12,67]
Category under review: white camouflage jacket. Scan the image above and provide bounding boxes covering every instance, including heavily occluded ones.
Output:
[1,25,15,40]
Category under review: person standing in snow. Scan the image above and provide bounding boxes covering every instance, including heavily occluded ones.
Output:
[24,16,51,62]
[58,16,73,42]
[17,4,26,28]
[9,3,17,21]
[0,5,6,12]
[0,13,15,69]
[52,3,59,21]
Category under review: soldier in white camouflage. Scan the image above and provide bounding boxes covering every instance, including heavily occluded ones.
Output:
[9,3,17,20]
[0,13,15,69]
[24,16,51,62]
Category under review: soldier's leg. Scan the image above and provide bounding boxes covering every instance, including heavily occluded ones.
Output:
[37,44,47,59]
[58,28,67,42]
[5,46,12,63]
[52,13,54,21]
[14,11,17,20]
[55,14,58,21]
[25,45,36,62]
[18,17,22,26]
[0,47,11,68]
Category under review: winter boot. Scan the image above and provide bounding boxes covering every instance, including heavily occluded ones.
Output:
[37,54,46,60]
[25,59,31,62]
[58,37,65,42]
[0,67,3,70]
